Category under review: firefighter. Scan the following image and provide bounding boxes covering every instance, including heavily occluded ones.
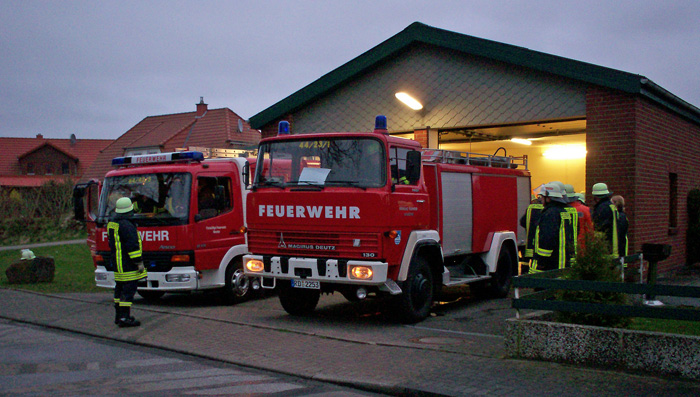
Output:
[108,197,146,327]
[611,195,629,257]
[565,184,593,246]
[591,182,620,257]
[520,186,545,260]
[530,183,571,273]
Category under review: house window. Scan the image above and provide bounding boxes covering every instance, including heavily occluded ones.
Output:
[27,163,35,175]
[669,172,678,232]
[46,164,53,175]
[62,162,70,175]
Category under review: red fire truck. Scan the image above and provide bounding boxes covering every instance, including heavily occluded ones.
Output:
[74,149,259,303]
[243,116,531,323]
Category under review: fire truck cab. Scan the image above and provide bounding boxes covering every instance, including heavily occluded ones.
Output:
[75,149,259,303]
[243,116,531,323]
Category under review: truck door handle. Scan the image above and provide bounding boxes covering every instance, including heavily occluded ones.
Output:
[417,200,425,203]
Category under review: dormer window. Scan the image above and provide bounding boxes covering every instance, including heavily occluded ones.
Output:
[27,163,35,175]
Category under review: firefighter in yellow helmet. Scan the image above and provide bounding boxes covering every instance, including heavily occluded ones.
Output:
[108,197,146,327]
[591,182,620,257]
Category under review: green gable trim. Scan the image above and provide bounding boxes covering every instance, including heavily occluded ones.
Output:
[250,22,696,129]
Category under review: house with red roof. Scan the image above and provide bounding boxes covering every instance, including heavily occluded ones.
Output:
[0,133,112,190]
[81,98,260,182]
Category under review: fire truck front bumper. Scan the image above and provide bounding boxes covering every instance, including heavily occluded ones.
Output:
[243,255,398,292]
[94,266,200,291]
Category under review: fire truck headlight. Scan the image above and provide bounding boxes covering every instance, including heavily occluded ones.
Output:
[166,274,191,282]
[349,265,373,280]
[245,259,264,273]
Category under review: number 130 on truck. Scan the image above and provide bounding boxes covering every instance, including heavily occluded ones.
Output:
[243,116,531,323]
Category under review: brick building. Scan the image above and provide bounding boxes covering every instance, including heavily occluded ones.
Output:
[0,134,112,190]
[249,22,700,273]
[82,98,261,182]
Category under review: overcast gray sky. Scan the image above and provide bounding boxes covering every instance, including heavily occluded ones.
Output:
[2,0,699,140]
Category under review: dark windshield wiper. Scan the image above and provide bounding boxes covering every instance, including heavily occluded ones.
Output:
[286,181,325,189]
[324,180,367,190]
[256,180,285,189]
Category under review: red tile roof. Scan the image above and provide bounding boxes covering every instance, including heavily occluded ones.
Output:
[82,107,260,181]
[0,136,113,182]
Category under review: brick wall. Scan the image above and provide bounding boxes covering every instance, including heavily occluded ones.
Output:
[413,129,429,148]
[587,86,700,273]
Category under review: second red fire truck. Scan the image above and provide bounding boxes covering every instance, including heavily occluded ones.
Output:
[243,116,531,323]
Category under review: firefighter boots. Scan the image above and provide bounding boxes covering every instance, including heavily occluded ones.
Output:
[117,307,141,328]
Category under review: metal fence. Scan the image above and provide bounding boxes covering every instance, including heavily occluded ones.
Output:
[512,254,700,321]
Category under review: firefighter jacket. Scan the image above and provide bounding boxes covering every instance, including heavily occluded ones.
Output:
[571,201,594,246]
[520,203,543,259]
[593,197,620,257]
[531,202,572,273]
[107,214,147,282]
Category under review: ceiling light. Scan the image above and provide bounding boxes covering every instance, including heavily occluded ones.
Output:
[395,92,423,110]
[542,145,587,160]
[510,138,532,145]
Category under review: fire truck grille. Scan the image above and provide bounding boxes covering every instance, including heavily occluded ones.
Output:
[98,251,194,272]
[248,230,380,259]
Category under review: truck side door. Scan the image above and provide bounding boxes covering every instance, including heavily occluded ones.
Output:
[193,172,245,270]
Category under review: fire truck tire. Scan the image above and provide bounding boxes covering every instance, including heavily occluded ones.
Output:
[138,290,165,301]
[222,260,254,305]
[489,246,514,298]
[390,256,433,324]
[278,283,320,316]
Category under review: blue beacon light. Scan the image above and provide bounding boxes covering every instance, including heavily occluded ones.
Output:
[278,121,290,135]
[374,115,388,134]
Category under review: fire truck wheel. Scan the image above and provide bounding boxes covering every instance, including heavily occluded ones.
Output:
[489,246,514,298]
[391,256,433,324]
[222,261,253,304]
[137,290,165,301]
[278,283,320,316]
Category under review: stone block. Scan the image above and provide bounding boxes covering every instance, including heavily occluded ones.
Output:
[5,257,55,284]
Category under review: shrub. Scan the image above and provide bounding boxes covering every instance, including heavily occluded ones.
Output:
[555,232,631,328]
[0,179,84,245]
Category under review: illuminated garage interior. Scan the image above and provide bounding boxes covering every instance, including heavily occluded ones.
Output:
[395,118,587,195]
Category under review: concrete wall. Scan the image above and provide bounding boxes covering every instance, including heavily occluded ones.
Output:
[505,312,700,380]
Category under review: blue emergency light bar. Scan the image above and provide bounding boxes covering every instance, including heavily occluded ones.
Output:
[278,121,290,135]
[111,151,204,166]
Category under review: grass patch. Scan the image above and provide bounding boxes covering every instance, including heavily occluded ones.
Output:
[628,317,700,337]
[0,243,103,293]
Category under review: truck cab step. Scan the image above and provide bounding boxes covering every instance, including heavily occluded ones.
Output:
[443,275,491,287]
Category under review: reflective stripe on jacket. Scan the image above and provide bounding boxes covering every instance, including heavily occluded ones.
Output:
[523,204,543,258]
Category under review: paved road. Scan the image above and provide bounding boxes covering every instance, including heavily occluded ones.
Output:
[2,286,699,396]
[0,319,379,396]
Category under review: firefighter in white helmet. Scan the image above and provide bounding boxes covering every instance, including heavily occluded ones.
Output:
[108,197,146,327]
[530,183,573,273]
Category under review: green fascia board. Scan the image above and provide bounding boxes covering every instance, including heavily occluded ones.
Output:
[250,22,658,129]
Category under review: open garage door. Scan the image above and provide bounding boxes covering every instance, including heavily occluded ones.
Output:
[435,117,587,199]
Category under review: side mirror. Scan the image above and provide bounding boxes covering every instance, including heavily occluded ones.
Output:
[243,161,250,187]
[73,184,86,222]
[406,150,422,183]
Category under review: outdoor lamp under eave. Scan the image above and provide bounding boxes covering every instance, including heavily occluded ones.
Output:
[395,92,423,110]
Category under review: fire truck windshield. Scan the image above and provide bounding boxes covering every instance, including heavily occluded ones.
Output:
[254,138,386,188]
[97,172,192,225]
